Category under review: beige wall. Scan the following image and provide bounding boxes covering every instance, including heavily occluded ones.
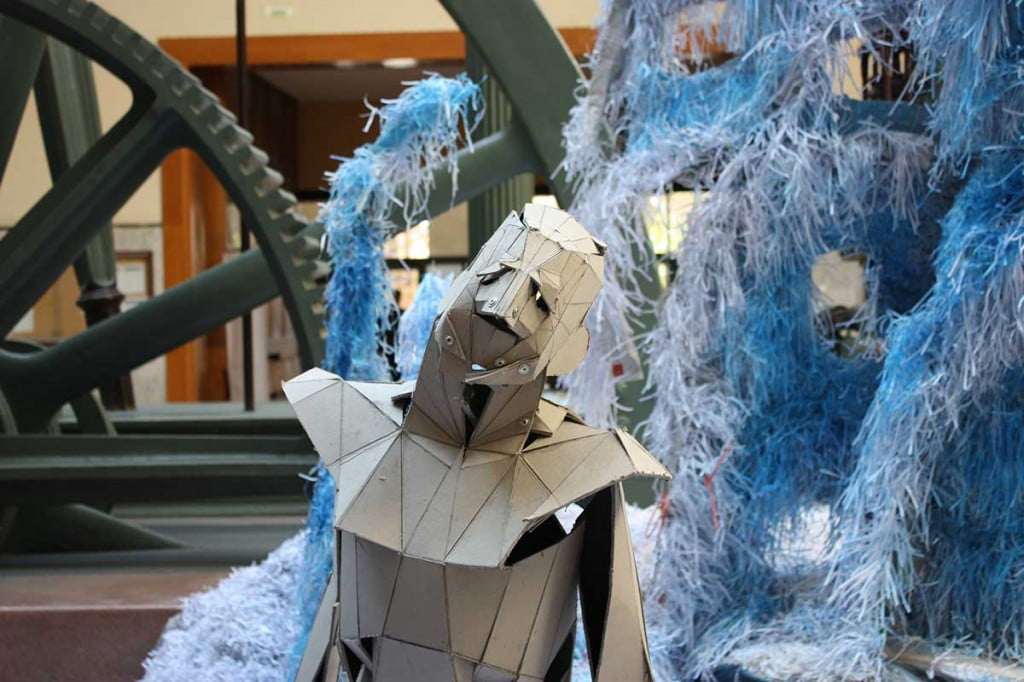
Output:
[91,0,599,38]
[0,0,599,227]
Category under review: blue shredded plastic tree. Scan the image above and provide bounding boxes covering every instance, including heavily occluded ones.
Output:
[563,0,1024,679]
[395,272,454,381]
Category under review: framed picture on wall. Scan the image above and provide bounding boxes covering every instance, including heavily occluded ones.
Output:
[116,251,154,311]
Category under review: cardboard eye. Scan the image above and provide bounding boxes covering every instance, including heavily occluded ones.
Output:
[476,261,506,284]
[529,272,557,314]
[533,284,551,314]
[476,257,518,285]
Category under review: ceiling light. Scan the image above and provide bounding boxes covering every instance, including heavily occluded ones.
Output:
[382,57,418,69]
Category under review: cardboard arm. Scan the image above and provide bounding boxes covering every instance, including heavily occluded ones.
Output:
[579,483,655,682]
[293,569,338,682]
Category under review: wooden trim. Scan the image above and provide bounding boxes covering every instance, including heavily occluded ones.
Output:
[157,27,601,401]
[158,28,599,69]
[558,27,598,58]
[198,164,230,402]
[161,149,199,402]
[161,31,464,68]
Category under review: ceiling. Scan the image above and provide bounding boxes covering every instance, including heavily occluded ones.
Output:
[253,61,463,102]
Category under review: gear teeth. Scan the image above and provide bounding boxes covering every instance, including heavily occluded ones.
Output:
[182,86,216,117]
[109,22,133,46]
[264,191,299,217]
[201,105,232,135]
[252,168,284,197]
[85,4,109,30]
[273,214,308,239]
[298,221,325,238]
[168,70,199,97]
[239,148,270,176]
[280,212,308,232]
[149,57,175,81]
[291,234,322,259]
[307,262,332,285]
[131,36,156,64]
[219,124,254,155]
[16,0,330,367]
[217,106,238,125]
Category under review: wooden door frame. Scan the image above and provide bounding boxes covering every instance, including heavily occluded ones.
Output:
[157,28,597,402]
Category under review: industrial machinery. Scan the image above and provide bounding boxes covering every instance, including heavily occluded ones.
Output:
[0,0,587,553]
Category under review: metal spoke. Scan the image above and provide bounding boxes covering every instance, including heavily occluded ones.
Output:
[35,37,117,290]
[0,248,278,430]
[0,103,186,336]
[0,16,46,183]
[35,37,136,409]
[0,121,542,430]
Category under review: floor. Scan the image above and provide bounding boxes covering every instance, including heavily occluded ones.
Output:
[0,512,303,682]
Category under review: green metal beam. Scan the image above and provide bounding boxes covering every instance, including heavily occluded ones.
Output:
[440,0,582,208]
[0,434,315,505]
[465,40,535,258]
[0,246,278,431]
[0,102,182,337]
[0,16,45,182]
[0,504,185,553]
[34,37,117,290]
[0,117,542,432]
[0,114,540,432]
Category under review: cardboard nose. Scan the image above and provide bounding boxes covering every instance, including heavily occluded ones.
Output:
[482,296,546,340]
[475,273,529,334]
[478,306,522,339]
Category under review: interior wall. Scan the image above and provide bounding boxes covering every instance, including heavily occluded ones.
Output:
[295,100,375,191]
[0,0,600,228]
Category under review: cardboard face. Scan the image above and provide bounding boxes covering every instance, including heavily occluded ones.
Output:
[433,205,606,386]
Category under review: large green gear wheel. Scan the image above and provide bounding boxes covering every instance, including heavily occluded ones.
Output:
[0,0,588,434]
[0,0,586,511]
[0,0,329,430]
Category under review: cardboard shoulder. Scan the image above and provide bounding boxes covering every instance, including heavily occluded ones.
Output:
[521,421,671,522]
[282,367,412,470]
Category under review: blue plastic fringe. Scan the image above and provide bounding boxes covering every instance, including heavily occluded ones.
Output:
[287,74,481,679]
[564,0,1024,679]
[321,73,482,381]
[395,272,454,381]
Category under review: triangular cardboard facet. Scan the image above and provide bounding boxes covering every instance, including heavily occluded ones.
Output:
[383,558,448,650]
[401,436,451,547]
[339,438,402,547]
[333,433,398,520]
[447,457,515,553]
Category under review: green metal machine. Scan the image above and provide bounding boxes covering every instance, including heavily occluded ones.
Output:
[0,0,639,552]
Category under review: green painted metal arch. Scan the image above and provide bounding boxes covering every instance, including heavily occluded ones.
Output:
[0,0,328,368]
[0,0,585,433]
[442,0,583,208]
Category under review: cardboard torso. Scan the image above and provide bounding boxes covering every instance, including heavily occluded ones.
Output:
[284,370,668,679]
[332,383,659,568]
[334,519,584,680]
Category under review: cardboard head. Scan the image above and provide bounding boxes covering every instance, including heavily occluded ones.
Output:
[433,204,606,385]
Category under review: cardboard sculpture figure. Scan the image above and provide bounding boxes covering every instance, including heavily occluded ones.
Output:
[285,204,670,681]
